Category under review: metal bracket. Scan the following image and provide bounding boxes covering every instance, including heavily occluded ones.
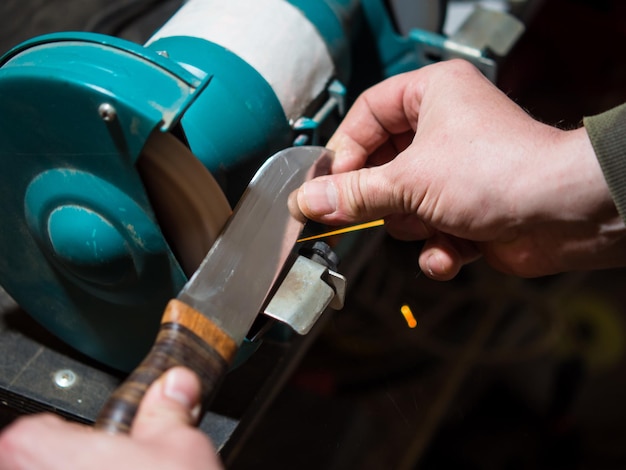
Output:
[292,79,346,146]
[410,6,525,82]
[264,255,346,335]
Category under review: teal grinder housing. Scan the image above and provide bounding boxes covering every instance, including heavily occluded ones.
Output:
[0,0,354,372]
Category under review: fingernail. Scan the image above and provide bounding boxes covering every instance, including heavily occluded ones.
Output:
[190,403,201,423]
[425,253,437,278]
[163,368,193,409]
[302,179,337,216]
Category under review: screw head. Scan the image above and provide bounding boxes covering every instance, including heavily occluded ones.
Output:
[98,103,117,122]
[54,369,77,389]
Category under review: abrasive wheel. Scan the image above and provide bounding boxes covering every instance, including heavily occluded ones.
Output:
[137,132,232,276]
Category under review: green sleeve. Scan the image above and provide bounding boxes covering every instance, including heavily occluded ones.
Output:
[583,103,626,223]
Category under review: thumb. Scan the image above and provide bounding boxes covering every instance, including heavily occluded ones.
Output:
[130,367,202,441]
[296,167,397,224]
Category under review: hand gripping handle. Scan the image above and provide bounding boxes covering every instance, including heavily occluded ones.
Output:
[95,299,237,434]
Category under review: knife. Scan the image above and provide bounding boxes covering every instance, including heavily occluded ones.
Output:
[95,145,332,434]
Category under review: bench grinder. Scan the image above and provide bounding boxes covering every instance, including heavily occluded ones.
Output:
[0,0,520,374]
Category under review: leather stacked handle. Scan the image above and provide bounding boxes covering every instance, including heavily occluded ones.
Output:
[95,299,238,434]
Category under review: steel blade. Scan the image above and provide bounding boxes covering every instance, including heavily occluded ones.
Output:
[177,146,332,344]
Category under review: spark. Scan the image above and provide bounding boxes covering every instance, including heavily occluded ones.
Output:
[297,219,384,242]
[400,304,418,328]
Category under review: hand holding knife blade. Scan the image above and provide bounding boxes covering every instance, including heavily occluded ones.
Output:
[95,145,332,434]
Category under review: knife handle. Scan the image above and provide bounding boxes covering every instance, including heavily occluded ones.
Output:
[95,299,238,434]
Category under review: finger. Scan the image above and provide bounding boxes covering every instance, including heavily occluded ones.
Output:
[296,165,401,224]
[327,129,412,174]
[131,367,202,442]
[419,234,482,281]
[366,132,415,168]
[326,71,426,173]
[0,414,92,470]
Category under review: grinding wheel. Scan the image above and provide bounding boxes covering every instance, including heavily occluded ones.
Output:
[137,132,232,276]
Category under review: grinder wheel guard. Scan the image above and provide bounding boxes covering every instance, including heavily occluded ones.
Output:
[4,131,232,373]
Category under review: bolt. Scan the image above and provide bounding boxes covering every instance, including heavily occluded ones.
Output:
[98,103,117,122]
[300,241,339,270]
[54,369,77,389]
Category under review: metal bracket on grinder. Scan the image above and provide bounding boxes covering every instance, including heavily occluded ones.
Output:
[264,255,346,335]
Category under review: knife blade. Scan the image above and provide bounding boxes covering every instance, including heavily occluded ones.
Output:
[95,145,332,434]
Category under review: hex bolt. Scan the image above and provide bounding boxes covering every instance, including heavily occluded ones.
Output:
[300,241,339,271]
[98,103,117,122]
[53,369,77,389]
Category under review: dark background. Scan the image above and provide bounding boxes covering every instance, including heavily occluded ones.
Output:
[1,1,626,469]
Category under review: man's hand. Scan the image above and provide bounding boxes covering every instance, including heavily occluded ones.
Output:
[295,59,626,279]
[0,367,224,470]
